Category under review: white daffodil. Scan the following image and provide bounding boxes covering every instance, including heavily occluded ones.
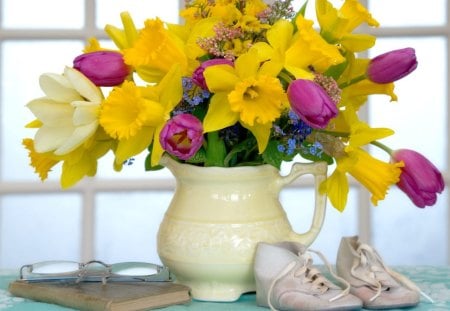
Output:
[27,66,103,155]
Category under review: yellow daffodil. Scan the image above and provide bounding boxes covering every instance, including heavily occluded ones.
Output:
[99,64,183,169]
[236,14,270,33]
[290,15,345,74]
[342,80,397,110]
[250,20,292,77]
[348,148,403,204]
[235,0,269,32]
[203,49,286,152]
[251,16,345,80]
[23,129,113,188]
[320,159,351,211]
[181,0,267,27]
[104,11,139,50]
[342,107,395,149]
[22,138,60,181]
[180,0,211,25]
[58,129,112,188]
[209,3,242,24]
[181,17,217,63]
[26,66,103,156]
[316,0,379,52]
[321,148,403,211]
[319,106,399,211]
[347,123,394,151]
[83,37,107,53]
[243,0,268,17]
[124,18,189,83]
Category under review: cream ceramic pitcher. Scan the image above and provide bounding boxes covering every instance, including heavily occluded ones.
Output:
[157,155,327,301]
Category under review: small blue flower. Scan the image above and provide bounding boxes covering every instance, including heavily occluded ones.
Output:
[287,138,296,155]
[288,110,300,123]
[304,141,324,157]
[182,77,210,107]
[123,158,135,166]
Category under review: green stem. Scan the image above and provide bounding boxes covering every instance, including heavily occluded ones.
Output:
[338,74,367,88]
[370,140,393,156]
[278,70,293,85]
[205,131,226,167]
[244,144,257,160]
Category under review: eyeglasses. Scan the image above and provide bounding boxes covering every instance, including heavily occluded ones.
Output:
[19,260,173,284]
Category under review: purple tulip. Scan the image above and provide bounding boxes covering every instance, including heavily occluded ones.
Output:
[287,79,338,129]
[367,48,418,84]
[392,149,444,208]
[192,58,234,90]
[160,114,204,160]
[73,51,130,86]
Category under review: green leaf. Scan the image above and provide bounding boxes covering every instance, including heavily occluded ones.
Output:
[192,103,208,122]
[205,131,227,167]
[186,148,207,164]
[324,59,348,80]
[223,137,256,167]
[292,1,308,32]
[145,153,164,171]
[298,0,308,16]
[262,140,287,169]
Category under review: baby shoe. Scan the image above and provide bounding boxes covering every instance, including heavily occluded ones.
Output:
[336,236,430,309]
[254,241,362,311]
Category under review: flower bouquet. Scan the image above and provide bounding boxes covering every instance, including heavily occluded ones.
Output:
[23,0,444,211]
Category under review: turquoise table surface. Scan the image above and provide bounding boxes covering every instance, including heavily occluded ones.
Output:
[1,266,449,310]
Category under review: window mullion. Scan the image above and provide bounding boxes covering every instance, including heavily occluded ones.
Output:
[85,0,96,32]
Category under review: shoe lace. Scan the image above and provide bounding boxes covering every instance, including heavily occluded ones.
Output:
[350,243,434,303]
[267,248,351,311]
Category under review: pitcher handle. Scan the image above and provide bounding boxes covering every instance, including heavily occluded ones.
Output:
[279,161,328,247]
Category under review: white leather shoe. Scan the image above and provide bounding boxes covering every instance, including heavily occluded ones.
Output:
[336,236,430,309]
[254,241,362,311]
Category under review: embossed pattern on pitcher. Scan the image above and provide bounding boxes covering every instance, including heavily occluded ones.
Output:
[158,218,293,263]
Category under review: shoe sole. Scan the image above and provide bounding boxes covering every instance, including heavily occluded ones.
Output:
[363,302,419,309]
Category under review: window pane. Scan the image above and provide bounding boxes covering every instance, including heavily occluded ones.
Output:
[368,37,447,170]
[369,0,446,27]
[1,41,84,182]
[371,188,448,265]
[96,0,180,28]
[2,0,84,29]
[0,194,82,269]
[95,191,173,264]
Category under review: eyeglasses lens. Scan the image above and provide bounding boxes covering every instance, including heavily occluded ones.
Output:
[31,261,80,275]
[111,262,158,276]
